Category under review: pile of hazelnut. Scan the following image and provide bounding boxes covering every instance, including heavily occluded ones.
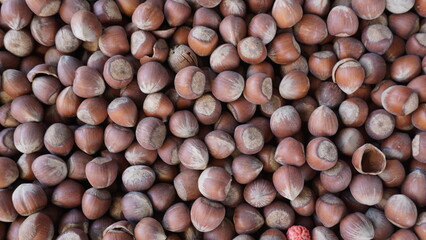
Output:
[0,0,426,239]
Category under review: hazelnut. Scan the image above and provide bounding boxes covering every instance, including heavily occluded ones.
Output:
[315,194,346,227]
[401,169,426,207]
[365,109,395,140]
[0,157,18,188]
[137,61,170,94]
[237,37,267,64]
[295,14,328,44]
[234,203,264,234]
[81,188,111,220]
[268,33,301,64]
[85,157,118,189]
[234,124,264,154]
[308,51,337,80]
[169,110,199,138]
[385,194,418,228]
[57,55,83,86]
[12,183,47,216]
[70,10,102,42]
[210,44,240,73]
[30,16,59,47]
[1,0,33,30]
[248,13,277,45]
[121,191,153,222]
[362,24,393,54]
[4,29,34,57]
[332,58,365,94]
[211,71,245,103]
[76,97,108,125]
[178,138,209,170]
[333,37,365,60]
[193,7,222,30]
[18,212,54,240]
[271,0,303,28]
[135,117,166,150]
[93,0,122,24]
[168,44,199,73]
[320,160,352,192]
[198,167,232,201]
[327,6,359,37]
[193,94,222,125]
[232,155,263,184]
[338,98,369,127]
[308,105,339,137]
[0,189,18,222]
[174,169,202,201]
[263,201,295,230]
[99,26,130,57]
[340,213,374,240]
[32,154,67,186]
[74,125,104,155]
[164,0,191,27]
[162,202,191,232]
[188,26,219,56]
[270,106,302,138]
[51,179,85,208]
[359,53,387,84]
[122,165,155,191]
[306,137,338,171]
[279,70,310,100]
[134,217,166,240]
[107,97,138,127]
[204,130,235,159]
[56,87,83,118]
[272,165,303,200]
[73,66,106,98]
[55,25,81,54]
[147,183,176,212]
[244,179,276,208]
[44,123,74,156]
[275,137,305,166]
[132,1,164,31]
[190,197,225,232]
[125,141,158,166]
[382,85,419,116]
[227,97,257,123]
[386,0,415,14]
[14,122,45,154]
[220,0,246,17]
[352,0,385,20]
[175,66,206,100]
[10,95,44,123]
